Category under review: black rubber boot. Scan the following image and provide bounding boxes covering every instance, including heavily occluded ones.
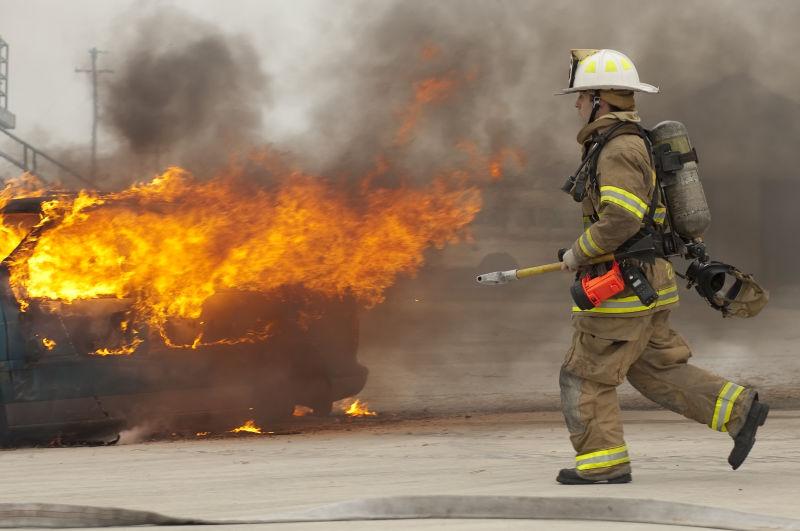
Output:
[728,398,769,470]
[556,468,632,485]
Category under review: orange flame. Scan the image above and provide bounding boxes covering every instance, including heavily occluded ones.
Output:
[93,337,144,356]
[0,174,50,260]
[7,162,481,347]
[293,405,314,417]
[341,398,377,417]
[229,419,263,434]
[42,337,56,350]
[395,73,459,145]
[457,142,525,182]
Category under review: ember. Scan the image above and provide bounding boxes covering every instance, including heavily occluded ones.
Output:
[41,337,56,350]
[93,337,144,357]
[293,405,314,417]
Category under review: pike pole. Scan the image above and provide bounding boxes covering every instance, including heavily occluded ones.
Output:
[476,253,614,285]
[476,236,657,286]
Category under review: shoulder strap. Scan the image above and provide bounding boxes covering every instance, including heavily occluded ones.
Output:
[631,124,659,226]
[590,123,661,228]
[564,122,630,202]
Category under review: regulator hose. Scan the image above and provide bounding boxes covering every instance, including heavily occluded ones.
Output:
[0,496,799,530]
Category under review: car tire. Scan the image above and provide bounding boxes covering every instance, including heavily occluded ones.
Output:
[0,404,10,448]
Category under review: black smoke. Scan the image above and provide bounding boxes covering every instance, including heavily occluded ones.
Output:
[103,9,269,180]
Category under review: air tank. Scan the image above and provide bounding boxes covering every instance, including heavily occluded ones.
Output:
[649,121,711,240]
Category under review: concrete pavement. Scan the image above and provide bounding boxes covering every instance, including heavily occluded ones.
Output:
[1,410,797,530]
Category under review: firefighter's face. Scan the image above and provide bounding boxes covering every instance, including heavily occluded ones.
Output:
[576,92,595,121]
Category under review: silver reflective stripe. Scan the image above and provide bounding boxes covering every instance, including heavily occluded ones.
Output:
[579,231,604,257]
[600,188,647,219]
[572,285,679,314]
[576,445,630,471]
[711,382,745,432]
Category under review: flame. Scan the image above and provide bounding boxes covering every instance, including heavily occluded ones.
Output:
[341,398,377,417]
[0,174,50,260]
[293,405,314,417]
[6,162,480,347]
[229,419,263,434]
[196,431,210,437]
[395,73,459,145]
[458,142,525,182]
[42,337,56,350]
[93,337,144,356]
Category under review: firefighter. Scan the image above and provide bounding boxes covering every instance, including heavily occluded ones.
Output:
[555,49,769,484]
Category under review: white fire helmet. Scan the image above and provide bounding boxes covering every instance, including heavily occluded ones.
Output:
[557,49,659,95]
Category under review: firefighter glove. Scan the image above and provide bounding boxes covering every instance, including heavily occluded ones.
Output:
[561,249,579,271]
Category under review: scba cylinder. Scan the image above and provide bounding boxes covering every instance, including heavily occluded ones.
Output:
[650,121,711,240]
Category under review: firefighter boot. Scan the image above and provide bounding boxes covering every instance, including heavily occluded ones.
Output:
[728,397,769,470]
[556,468,632,485]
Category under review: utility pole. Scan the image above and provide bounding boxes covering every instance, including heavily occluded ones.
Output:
[75,47,112,182]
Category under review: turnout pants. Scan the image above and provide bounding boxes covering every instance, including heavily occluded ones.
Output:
[559,309,755,479]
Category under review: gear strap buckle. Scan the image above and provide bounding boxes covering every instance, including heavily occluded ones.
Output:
[653,144,699,173]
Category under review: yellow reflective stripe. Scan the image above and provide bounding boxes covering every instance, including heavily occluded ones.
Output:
[654,207,667,224]
[576,445,630,471]
[578,456,631,471]
[605,60,618,73]
[584,60,597,73]
[711,382,746,432]
[621,58,633,71]
[578,229,605,258]
[600,186,648,220]
[577,445,627,461]
[603,196,645,219]
[600,186,648,211]
[585,230,604,255]
[578,234,591,257]
[572,285,679,314]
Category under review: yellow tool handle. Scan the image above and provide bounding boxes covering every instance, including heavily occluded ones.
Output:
[515,263,563,278]
[515,253,615,279]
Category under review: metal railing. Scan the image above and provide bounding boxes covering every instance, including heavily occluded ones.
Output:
[0,127,96,188]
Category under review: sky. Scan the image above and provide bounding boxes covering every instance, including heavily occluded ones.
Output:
[0,0,371,154]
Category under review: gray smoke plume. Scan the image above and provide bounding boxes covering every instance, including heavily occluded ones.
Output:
[102,8,269,181]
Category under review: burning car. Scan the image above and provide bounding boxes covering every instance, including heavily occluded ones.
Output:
[0,161,480,446]
[0,194,367,446]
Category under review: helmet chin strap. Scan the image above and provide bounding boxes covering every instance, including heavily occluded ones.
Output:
[588,90,602,124]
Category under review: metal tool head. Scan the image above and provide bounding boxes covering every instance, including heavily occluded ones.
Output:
[476,270,517,285]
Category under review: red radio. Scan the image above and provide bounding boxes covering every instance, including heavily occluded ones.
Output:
[571,261,626,310]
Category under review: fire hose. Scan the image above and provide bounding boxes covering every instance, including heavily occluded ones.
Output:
[1,496,799,529]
